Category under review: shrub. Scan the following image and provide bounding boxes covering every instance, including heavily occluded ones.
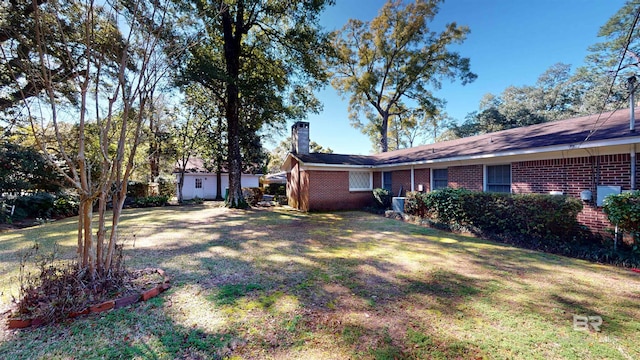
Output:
[373,188,392,209]
[405,189,583,240]
[127,181,147,198]
[12,193,55,219]
[52,192,79,217]
[155,175,176,198]
[264,184,286,196]
[603,191,640,249]
[132,195,169,208]
[242,187,263,206]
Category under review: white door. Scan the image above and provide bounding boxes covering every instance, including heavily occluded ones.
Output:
[194,177,204,199]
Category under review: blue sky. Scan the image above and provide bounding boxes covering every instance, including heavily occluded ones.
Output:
[268,0,627,155]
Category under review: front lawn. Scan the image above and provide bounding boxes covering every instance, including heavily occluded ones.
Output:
[0,205,638,359]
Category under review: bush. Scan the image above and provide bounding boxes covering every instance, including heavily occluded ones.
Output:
[403,189,640,266]
[127,181,147,198]
[373,188,392,209]
[156,175,176,198]
[132,195,169,208]
[12,193,55,219]
[52,192,79,217]
[405,188,583,240]
[264,184,286,196]
[242,187,263,206]
[603,191,640,250]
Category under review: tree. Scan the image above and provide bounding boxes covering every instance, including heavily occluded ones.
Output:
[174,0,332,208]
[266,137,333,174]
[452,63,582,137]
[0,141,63,194]
[330,0,476,153]
[1,0,175,275]
[574,1,640,113]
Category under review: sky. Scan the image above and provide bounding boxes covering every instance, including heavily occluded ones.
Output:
[267,0,627,155]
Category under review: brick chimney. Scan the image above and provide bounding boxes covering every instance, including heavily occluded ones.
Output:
[291,121,309,155]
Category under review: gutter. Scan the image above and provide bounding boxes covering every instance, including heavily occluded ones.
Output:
[295,136,640,171]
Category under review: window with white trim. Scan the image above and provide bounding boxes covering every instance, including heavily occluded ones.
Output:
[382,172,392,192]
[432,168,448,190]
[486,165,511,193]
[195,178,203,189]
[349,171,372,191]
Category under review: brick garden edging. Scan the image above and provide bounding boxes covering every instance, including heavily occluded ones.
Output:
[7,268,170,330]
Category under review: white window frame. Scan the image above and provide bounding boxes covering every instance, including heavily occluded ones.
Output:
[195,178,203,189]
[431,168,448,191]
[484,164,512,193]
[349,171,373,192]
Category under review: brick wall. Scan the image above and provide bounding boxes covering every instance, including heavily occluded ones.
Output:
[449,165,483,191]
[512,153,637,232]
[392,170,411,196]
[307,170,374,211]
[286,159,310,211]
[414,168,430,192]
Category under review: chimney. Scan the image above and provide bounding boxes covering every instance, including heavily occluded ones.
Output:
[291,121,310,154]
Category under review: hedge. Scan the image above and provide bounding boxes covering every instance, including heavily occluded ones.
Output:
[405,188,583,240]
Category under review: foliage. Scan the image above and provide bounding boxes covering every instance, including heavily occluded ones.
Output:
[242,188,263,207]
[127,181,149,198]
[263,184,286,196]
[452,63,581,138]
[132,196,169,208]
[405,189,583,240]
[267,137,333,174]
[156,175,176,198]
[603,191,640,246]
[1,192,79,223]
[13,242,128,325]
[0,142,64,194]
[330,0,475,152]
[372,188,392,209]
[173,0,333,208]
[404,189,640,265]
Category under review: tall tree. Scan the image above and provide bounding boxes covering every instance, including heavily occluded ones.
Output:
[1,0,175,275]
[329,0,476,153]
[174,0,332,208]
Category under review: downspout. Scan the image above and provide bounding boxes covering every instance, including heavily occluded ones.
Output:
[410,166,415,192]
[629,77,636,190]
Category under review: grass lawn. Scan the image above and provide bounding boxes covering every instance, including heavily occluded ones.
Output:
[0,204,639,359]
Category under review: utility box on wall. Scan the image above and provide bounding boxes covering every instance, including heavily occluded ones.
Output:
[596,185,621,206]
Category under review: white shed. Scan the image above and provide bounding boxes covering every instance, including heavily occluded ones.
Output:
[174,157,262,200]
[176,172,261,200]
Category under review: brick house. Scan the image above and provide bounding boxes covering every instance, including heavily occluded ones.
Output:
[281,108,640,233]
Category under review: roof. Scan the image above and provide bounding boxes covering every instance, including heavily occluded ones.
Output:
[174,157,263,175]
[282,108,640,170]
[261,171,287,184]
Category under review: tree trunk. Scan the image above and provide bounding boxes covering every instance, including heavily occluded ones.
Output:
[221,7,246,208]
[215,168,223,201]
[380,113,389,153]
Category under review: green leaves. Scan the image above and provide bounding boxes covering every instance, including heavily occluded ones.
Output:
[603,191,640,235]
[329,0,475,152]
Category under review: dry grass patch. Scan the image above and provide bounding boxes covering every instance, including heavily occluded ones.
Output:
[0,204,638,359]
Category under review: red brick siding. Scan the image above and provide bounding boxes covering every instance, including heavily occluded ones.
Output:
[512,154,636,232]
[286,159,310,211]
[307,171,374,211]
[392,170,411,196]
[414,168,430,192]
[373,171,382,189]
[449,165,483,191]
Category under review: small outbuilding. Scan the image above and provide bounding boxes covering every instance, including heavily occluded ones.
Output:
[174,157,261,200]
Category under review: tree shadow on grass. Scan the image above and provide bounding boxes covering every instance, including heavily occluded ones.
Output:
[1,207,638,359]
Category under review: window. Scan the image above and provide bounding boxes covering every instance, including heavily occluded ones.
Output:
[486,165,511,193]
[382,172,392,192]
[432,168,448,190]
[349,171,372,191]
[195,178,203,189]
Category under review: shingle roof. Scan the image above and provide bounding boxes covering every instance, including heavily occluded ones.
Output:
[288,108,640,168]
